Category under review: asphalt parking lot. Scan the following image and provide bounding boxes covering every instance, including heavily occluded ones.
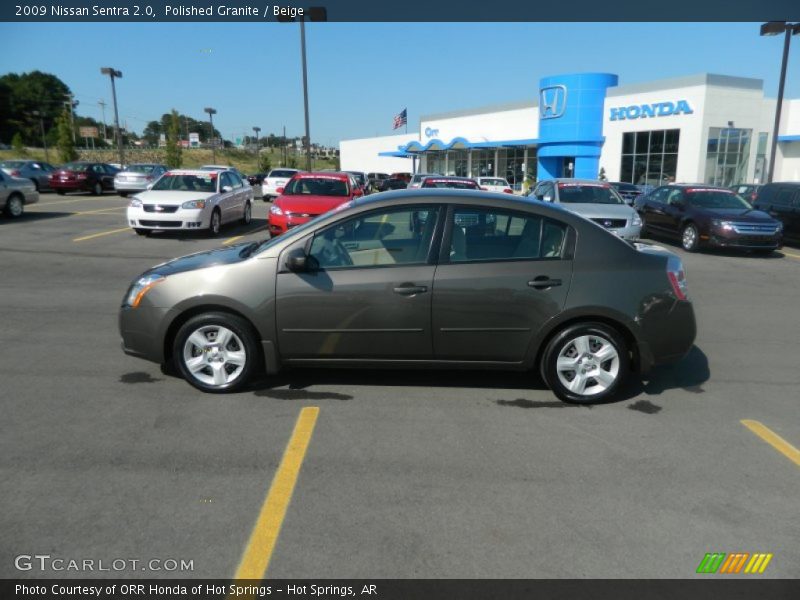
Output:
[1,191,798,580]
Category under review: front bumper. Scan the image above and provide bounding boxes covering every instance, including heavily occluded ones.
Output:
[604,224,642,241]
[268,213,312,236]
[119,305,172,364]
[127,207,209,230]
[705,231,782,250]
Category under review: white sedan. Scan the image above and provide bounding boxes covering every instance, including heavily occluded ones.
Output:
[126,169,253,236]
[475,177,514,194]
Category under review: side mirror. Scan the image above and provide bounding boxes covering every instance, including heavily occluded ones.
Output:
[353,188,364,197]
[222,185,233,193]
[275,187,285,195]
[285,248,309,272]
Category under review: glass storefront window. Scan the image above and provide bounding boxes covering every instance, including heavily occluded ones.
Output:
[620,128,680,186]
[705,127,752,186]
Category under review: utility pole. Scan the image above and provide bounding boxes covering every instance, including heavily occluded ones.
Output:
[64,93,76,142]
[204,107,217,163]
[100,68,124,167]
[98,99,107,140]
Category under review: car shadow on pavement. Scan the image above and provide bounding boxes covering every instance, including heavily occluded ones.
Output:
[0,211,73,225]
[146,218,269,242]
[631,345,710,397]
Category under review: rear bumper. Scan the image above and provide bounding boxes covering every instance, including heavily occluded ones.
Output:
[50,180,90,191]
[638,298,697,373]
[115,180,150,192]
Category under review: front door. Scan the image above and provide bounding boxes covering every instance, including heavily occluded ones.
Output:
[276,204,442,359]
[432,205,573,362]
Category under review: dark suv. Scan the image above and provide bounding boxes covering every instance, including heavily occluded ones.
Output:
[752,182,800,245]
[634,184,783,253]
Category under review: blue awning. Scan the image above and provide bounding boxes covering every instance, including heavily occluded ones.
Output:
[388,136,539,154]
[778,135,800,142]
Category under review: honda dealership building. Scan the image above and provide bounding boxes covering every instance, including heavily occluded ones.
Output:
[340,72,800,189]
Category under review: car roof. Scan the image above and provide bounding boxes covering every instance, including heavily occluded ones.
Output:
[294,171,350,180]
[548,178,611,185]
[163,169,225,176]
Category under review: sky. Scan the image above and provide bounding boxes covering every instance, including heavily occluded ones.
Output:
[1,22,799,147]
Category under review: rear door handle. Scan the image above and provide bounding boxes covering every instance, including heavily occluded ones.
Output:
[528,276,562,290]
[393,285,428,296]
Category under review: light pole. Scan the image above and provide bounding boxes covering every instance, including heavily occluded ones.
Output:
[100,68,124,166]
[31,110,49,162]
[760,21,800,183]
[278,7,327,171]
[253,126,261,166]
[204,107,217,163]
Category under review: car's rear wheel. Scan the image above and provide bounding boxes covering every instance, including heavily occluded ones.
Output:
[173,312,259,393]
[56,190,66,195]
[681,223,700,252]
[241,201,252,225]
[4,194,24,218]
[209,209,221,236]
[92,182,103,196]
[541,322,629,404]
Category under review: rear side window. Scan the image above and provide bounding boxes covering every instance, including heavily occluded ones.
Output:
[449,207,568,262]
[773,188,794,207]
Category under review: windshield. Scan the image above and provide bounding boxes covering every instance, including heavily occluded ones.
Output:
[269,170,298,179]
[124,164,157,173]
[558,184,623,204]
[283,177,349,196]
[480,178,506,186]
[422,179,479,189]
[0,161,27,168]
[151,173,217,193]
[347,172,366,184]
[686,190,751,209]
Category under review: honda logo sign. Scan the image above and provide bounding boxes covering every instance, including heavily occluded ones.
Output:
[540,85,567,119]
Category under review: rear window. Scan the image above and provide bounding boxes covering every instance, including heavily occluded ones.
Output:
[480,179,507,186]
[284,176,349,196]
[422,179,479,189]
[124,164,157,173]
[61,163,89,172]
[269,170,298,179]
[558,183,623,204]
[613,183,639,192]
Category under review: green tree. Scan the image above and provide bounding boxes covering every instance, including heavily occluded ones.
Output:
[164,109,182,168]
[11,132,25,154]
[0,71,71,146]
[287,155,298,169]
[56,107,77,162]
[258,152,272,173]
[598,167,607,181]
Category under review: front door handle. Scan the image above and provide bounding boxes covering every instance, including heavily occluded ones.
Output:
[393,285,428,296]
[528,276,562,290]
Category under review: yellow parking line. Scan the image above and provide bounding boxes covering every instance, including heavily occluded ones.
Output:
[223,224,269,245]
[232,407,319,580]
[71,207,126,216]
[741,420,800,467]
[72,227,131,242]
[781,250,800,260]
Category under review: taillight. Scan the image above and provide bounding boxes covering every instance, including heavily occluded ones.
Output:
[667,256,688,301]
[10,170,21,176]
[503,188,513,194]
[76,173,87,179]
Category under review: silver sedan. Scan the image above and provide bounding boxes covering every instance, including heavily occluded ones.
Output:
[0,170,39,218]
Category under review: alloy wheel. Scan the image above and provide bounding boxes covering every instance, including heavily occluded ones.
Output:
[182,325,247,388]
[555,334,620,397]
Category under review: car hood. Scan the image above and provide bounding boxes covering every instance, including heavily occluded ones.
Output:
[134,190,216,204]
[558,203,636,220]
[147,244,252,277]
[275,194,349,214]
[698,208,775,222]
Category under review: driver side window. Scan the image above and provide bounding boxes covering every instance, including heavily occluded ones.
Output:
[308,206,441,269]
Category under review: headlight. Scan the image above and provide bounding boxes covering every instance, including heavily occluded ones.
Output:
[181,199,206,209]
[269,205,284,216]
[123,274,165,308]
[711,219,734,231]
[129,198,142,208]
[775,221,783,232]
[631,213,642,227]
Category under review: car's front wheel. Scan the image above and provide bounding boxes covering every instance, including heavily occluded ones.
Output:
[681,223,700,252]
[208,209,221,236]
[541,322,629,404]
[92,182,103,196]
[4,194,24,218]
[241,201,252,225]
[173,312,260,393]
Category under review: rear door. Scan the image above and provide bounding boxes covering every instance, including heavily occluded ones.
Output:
[432,205,572,362]
[639,186,671,232]
[276,204,443,359]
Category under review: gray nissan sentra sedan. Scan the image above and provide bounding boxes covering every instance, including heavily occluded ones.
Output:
[119,190,696,404]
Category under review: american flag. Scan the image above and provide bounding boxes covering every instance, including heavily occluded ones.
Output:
[392,108,407,130]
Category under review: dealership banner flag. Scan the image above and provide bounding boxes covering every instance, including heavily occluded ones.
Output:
[393,109,407,130]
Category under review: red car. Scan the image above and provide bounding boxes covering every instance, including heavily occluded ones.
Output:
[49,162,119,195]
[268,172,364,236]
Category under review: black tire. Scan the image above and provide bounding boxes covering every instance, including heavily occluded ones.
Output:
[119,191,128,198]
[56,190,66,196]
[134,228,150,236]
[639,213,648,236]
[173,312,260,393]
[4,194,24,218]
[541,322,629,404]
[241,201,252,225]
[681,222,700,252]
[208,208,222,237]
[31,179,40,192]
[92,182,103,196]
